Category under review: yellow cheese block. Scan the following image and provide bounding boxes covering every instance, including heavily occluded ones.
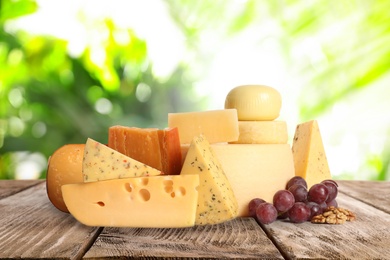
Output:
[83,138,161,182]
[230,120,288,144]
[180,135,238,225]
[62,175,199,228]
[292,120,332,188]
[181,143,295,217]
[168,109,239,144]
[225,85,282,121]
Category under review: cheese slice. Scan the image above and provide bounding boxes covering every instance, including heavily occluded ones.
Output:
[108,126,182,175]
[83,138,161,182]
[292,120,331,188]
[181,143,295,217]
[62,175,199,228]
[168,109,239,144]
[180,135,238,225]
[230,120,288,144]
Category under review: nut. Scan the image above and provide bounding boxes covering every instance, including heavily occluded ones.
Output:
[311,206,356,224]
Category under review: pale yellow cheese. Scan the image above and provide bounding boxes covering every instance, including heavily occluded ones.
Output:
[181,143,295,217]
[168,109,239,144]
[62,175,199,228]
[292,120,332,188]
[230,120,288,144]
[180,135,238,225]
[83,138,161,182]
[225,85,282,121]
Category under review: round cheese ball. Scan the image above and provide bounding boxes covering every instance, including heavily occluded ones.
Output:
[225,85,282,121]
[46,144,84,213]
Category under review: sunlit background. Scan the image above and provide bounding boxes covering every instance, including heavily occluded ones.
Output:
[1,0,389,180]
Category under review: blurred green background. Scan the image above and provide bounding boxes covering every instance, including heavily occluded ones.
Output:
[1,0,389,180]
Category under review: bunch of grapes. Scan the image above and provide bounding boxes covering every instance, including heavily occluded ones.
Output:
[249,176,338,225]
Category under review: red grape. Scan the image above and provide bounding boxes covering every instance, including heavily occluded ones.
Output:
[288,184,308,202]
[321,180,338,202]
[288,202,311,223]
[248,198,266,217]
[321,179,338,187]
[308,183,329,204]
[306,201,322,219]
[327,199,338,208]
[286,176,307,189]
[255,203,278,224]
[273,190,295,213]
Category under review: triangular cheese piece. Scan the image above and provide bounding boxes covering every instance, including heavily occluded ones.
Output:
[180,134,238,225]
[83,138,162,182]
[292,120,332,188]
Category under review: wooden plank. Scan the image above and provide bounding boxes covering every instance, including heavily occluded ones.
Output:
[0,182,102,260]
[260,193,390,259]
[84,217,283,259]
[0,179,44,200]
[338,180,390,214]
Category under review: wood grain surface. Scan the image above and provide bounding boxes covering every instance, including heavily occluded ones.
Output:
[0,182,102,260]
[1,180,390,259]
[84,218,283,259]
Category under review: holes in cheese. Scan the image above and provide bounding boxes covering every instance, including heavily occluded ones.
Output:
[108,126,182,175]
[225,85,282,121]
[62,175,199,228]
[230,120,288,144]
[83,138,162,182]
[180,135,238,225]
[168,109,239,144]
[292,120,332,188]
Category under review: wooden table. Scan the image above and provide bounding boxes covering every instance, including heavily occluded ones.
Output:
[1,180,389,259]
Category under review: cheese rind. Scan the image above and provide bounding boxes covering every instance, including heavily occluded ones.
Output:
[182,143,295,217]
[83,138,161,182]
[230,120,288,144]
[180,135,238,225]
[225,85,282,121]
[292,120,332,188]
[46,144,84,212]
[62,175,199,228]
[168,109,239,144]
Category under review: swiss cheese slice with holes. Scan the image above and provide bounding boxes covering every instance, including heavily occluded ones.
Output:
[62,174,199,227]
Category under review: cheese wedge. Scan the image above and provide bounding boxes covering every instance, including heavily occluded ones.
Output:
[108,126,182,175]
[180,135,238,225]
[230,120,288,144]
[168,109,239,144]
[292,120,331,188]
[83,138,161,182]
[62,175,199,228]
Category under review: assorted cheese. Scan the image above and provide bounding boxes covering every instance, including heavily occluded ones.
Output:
[108,126,182,175]
[62,174,199,228]
[292,120,332,188]
[83,138,162,182]
[168,109,239,144]
[48,84,333,228]
[230,120,288,144]
[180,135,238,225]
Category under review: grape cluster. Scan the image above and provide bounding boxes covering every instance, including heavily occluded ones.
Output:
[249,176,339,225]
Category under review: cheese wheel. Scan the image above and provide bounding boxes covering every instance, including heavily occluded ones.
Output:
[46,144,84,213]
[230,120,288,144]
[225,85,282,121]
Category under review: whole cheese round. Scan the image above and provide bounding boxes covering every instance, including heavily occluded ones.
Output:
[46,144,84,213]
[230,120,288,144]
[225,85,282,121]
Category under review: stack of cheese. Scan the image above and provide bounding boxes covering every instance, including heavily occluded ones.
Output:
[170,85,295,217]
